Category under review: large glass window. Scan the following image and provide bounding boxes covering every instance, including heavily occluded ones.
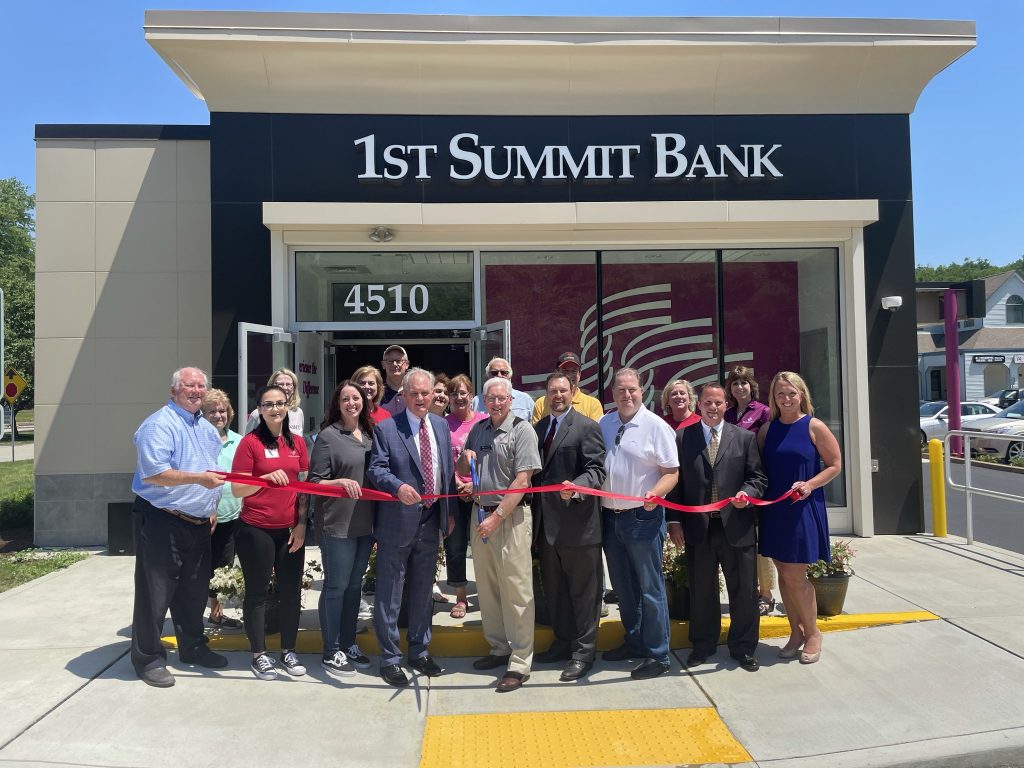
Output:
[295,251,475,327]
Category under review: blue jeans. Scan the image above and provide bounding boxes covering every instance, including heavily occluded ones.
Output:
[602,506,670,664]
[318,534,374,656]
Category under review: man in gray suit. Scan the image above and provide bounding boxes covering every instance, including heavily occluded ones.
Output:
[367,368,456,687]
[532,371,607,681]
[669,382,766,672]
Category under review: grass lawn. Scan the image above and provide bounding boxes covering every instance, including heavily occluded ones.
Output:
[0,459,33,528]
[0,550,89,593]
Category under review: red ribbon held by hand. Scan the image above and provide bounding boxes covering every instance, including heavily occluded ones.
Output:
[214,472,799,513]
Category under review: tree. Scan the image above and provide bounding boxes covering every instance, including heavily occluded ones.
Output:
[916,256,1024,283]
[0,177,35,410]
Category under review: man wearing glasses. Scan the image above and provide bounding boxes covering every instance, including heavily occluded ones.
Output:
[471,357,535,421]
[380,344,409,415]
[599,367,679,680]
[459,376,542,692]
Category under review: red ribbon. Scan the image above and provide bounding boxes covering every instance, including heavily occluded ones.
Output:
[214,471,798,514]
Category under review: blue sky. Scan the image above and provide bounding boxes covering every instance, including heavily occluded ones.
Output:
[3,1,1020,267]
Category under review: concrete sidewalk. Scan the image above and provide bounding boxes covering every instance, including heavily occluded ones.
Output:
[1,534,1023,767]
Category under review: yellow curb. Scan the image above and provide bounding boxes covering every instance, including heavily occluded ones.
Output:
[168,610,938,654]
[419,708,751,768]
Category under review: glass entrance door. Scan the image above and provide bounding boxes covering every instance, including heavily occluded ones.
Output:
[237,322,294,433]
[471,320,510,389]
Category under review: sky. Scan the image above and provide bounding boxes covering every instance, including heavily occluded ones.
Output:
[2,0,1020,267]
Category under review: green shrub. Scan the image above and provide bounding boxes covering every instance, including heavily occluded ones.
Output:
[0,460,33,528]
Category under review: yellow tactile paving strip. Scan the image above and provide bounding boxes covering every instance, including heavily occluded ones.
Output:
[418,708,751,768]
[173,610,939,654]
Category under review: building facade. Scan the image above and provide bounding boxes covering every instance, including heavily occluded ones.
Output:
[33,12,975,545]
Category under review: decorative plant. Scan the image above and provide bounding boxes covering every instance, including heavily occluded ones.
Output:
[807,539,856,579]
[662,542,688,590]
[210,558,323,608]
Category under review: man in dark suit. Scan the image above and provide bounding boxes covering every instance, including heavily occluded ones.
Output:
[367,368,456,687]
[669,382,766,672]
[532,371,607,681]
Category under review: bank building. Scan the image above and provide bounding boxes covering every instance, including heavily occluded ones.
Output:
[32,11,975,546]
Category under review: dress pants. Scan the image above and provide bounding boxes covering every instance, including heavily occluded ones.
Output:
[374,513,440,667]
[540,537,602,662]
[471,504,535,675]
[687,517,759,657]
[130,497,213,674]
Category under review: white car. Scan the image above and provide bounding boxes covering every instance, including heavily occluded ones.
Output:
[919,401,1001,445]
[962,399,1024,463]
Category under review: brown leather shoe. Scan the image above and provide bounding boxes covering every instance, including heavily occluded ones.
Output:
[473,654,511,670]
[496,671,529,693]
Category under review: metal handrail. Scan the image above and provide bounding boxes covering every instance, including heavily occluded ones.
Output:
[943,429,1024,545]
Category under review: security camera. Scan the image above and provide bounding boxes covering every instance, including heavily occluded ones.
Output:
[881,296,902,312]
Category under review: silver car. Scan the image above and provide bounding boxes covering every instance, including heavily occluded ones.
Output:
[961,399,1024,463]
[919,401,1000,446]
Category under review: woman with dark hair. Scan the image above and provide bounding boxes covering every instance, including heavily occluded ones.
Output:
[201,388,243,628]
[429,373,451,417]
[724,365,776,616]
[758,371,842,665]
[353,365,392,424]
[232,384,310,681]
[442,373,487,618]
[307,380,377,676]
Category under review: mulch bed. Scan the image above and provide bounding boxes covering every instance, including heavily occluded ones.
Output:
[0,527,33,554]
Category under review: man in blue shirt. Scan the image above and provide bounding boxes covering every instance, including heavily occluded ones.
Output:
[130,367,228,688]
[470,357,535,421]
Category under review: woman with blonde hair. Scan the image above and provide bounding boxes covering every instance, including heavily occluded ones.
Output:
[724,365,776,616]
[757,372,841,665]
[352,364,392,424]
[660,378,700,431]
[245,368,305,437]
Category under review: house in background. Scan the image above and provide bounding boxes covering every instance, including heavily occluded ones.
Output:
[918,270,1024,401]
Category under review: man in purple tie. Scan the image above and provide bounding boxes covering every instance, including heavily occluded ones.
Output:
[367,368,456,687]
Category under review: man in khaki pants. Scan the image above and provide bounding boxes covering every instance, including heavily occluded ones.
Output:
[459,376,541,693]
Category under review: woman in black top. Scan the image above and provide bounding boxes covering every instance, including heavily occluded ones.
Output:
[308,380,376,677]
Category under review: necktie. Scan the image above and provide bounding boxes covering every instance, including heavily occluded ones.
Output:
[419,417,434,507]
[708,428,719,503]
[543,417,558,462]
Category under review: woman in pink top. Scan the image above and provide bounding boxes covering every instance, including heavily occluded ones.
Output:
[442,374,487,618]
[724,365,776,616]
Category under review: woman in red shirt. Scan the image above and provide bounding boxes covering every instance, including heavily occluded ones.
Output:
[232,384,310,681]
[661,379,701,431]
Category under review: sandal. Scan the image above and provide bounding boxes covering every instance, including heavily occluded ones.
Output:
[208,614,243,629]
[449,601,468,619]
[757,596,776,616]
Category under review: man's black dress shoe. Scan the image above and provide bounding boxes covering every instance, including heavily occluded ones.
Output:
[408,655,443,677]
[472,654,511,670]
[179,646,228,668]
[630,658,670,680]
[139,665,175,688]
[732,653,760,672]
[535,647,572,664]
[685,651,710,667]
[559,659,593,681]
[602,644,635,662]
[380,663,410,687]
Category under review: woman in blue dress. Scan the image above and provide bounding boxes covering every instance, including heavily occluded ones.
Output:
[757,372,841,665]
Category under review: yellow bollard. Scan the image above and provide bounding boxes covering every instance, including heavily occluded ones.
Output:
[928,439,947,538]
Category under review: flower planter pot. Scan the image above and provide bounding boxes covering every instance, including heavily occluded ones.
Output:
[665,581,690,621]
[809,571,852,616]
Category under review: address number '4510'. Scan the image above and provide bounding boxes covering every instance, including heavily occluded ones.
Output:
[343,284,429,315]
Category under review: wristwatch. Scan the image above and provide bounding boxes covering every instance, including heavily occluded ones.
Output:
[494,507,508,520]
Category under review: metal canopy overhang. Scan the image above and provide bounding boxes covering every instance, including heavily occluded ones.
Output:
[144,11,975,115]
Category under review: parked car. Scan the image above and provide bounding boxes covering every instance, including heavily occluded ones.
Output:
[962,399,1024,463]
[980,388,1024,409]
[919,401,1002,445]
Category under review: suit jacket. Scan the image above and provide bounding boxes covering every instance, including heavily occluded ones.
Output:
[367,411,456,547]
[532,408,607,547]
[669,420,766,547]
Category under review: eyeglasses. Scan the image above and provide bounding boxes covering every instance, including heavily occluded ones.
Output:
[615,424,626,446]
[260,401,288,410]
[484,395,511,404]
[488,369,511,377]
[384,358,407,366]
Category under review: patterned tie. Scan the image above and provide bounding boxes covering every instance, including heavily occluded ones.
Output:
[708,427,719,503]
[543,417,558,462]
[419,417,434,507]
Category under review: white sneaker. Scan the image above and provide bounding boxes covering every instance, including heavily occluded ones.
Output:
[358,598,373,621]
[279,650,306,677]
[321,650,356,678]
[251,653,278,681]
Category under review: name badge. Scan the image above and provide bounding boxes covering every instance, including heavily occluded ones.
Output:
[264,448,280,459]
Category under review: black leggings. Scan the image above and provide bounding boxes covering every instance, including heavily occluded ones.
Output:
[235,522,305,653]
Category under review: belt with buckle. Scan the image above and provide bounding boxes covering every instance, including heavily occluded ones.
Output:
[161,508,208,526]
